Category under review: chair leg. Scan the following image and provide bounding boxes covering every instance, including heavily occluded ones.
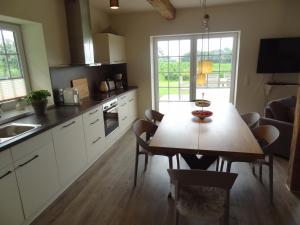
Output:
[176,154,180,169]
[259,162,263,182]
[175,209,179,225]
[144,153,148,172]
[216,157,220,171]
[220,159,224,172]
[169,156,173,169]
[134,142,139,187]
[252,162,256,175]
[226,161,232,173]
[269,156,274,204]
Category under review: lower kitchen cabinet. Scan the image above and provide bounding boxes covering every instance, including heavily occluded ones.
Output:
[52,116,87,186]
[13,137,60,218]
[0,165,24,225]
[83,107,106,163]
[118,90,138,132]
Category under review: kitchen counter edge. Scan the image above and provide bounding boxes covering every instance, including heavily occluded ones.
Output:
[0,87,137,152]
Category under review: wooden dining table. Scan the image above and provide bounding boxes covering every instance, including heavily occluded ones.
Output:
[149,102,264,161]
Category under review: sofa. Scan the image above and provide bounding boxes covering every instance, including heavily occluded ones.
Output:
[259,96,296,159]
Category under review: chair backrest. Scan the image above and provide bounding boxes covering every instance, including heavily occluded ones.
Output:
[252,125,280,154]
[133,119,158,151]
[241,112,260,130]
[168,169,238,191]
[144,109,164,125]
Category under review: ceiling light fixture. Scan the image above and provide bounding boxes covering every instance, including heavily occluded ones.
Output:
[110,0,119,9]
[197,0,213,87]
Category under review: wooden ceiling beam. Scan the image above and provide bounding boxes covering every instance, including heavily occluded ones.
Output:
[147,0,176,20]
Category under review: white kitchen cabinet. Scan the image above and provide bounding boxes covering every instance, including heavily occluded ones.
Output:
[118,90,138,132]
[127,90,138,123]
[52,116,87,186]
[93,33,126,64]
[13,132,60,218]
[0,164,24,225]
[82,107,106,163]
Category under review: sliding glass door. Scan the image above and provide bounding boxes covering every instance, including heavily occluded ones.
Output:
[153,32,238,111]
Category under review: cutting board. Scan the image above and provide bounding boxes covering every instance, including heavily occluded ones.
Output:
[71,78,90,99]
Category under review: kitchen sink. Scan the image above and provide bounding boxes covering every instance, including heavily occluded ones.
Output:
[0,123,41,143]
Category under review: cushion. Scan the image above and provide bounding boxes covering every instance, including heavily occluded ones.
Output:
[269,101,291,122]
[176,185,226,220]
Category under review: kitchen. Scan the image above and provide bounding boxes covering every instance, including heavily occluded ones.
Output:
[0,0,138,225]
[1,0,300,225]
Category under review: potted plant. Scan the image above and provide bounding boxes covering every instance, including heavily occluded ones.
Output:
[25,90,51,116]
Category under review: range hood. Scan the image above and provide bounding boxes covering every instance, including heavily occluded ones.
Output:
[65,0,100,66]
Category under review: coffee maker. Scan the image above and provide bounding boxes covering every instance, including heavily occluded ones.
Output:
[114,73,123,89]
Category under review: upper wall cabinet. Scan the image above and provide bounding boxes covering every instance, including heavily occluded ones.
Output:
[93,33,126,64]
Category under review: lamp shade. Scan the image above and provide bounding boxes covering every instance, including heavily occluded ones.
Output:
[110,0,119,9]
[201,60,213,74]
[197,73,206,86]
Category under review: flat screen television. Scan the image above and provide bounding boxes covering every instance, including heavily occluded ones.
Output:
[257,37,300,74]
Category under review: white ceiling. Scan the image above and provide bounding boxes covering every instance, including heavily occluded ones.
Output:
[90,0,264,13]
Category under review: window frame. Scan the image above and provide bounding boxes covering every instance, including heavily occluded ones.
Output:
[0,22,30,103]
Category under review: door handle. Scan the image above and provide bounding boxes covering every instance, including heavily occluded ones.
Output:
[89,109,98,115]
[16,155,39,169]
[0,170,12,180]
[62,121,76,129]
[90,118,100,126]
[92,136,102,144]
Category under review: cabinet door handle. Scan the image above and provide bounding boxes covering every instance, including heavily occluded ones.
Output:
[16,155,39,169]
[122,116,127,121]
[62,121,76,129]
[0,170,12,180]
[90,118,99,126]
[129,98,134,102]
[92,136,102,144]
[89,109,98,115]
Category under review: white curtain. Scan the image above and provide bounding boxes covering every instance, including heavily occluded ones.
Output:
[0,78,26,101]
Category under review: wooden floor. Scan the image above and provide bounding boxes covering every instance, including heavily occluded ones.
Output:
[32,130,300,225]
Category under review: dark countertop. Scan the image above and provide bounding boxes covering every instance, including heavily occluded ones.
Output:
[0,87,137,152]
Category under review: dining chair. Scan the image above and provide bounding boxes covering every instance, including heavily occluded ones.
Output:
[133,119,180,187]
[144,109,180,169]
[241,112,260,130]
[218,112,260,171]
[168,169,238,225]
[145,108,164,125]
[220,125,279,203]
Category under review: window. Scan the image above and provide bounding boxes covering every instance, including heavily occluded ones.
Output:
[0,23,29,102]
[152,32,239,111]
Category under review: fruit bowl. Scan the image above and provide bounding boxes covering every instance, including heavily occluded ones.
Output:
[192,110,213,120]
[195,99,211,108]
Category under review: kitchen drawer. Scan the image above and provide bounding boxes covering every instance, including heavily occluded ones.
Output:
[126,90,136,101]
[119,113,130,129]
[85,133,105,162]
[83,106,103,123]
[0,150,13,170]
[118,94,127,105]
[83,117,105,144]
[11,131,52,162]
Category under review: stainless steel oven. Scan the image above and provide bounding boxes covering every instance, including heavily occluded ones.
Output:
[103,98,119,136]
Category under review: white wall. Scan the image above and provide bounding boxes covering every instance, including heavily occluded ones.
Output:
[110,0,300,117]
[0,0,70,66]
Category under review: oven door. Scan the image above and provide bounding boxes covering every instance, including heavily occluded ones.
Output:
[103,106,119,136]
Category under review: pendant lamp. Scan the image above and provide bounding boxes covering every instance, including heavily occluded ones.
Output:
[110,0,119,9]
